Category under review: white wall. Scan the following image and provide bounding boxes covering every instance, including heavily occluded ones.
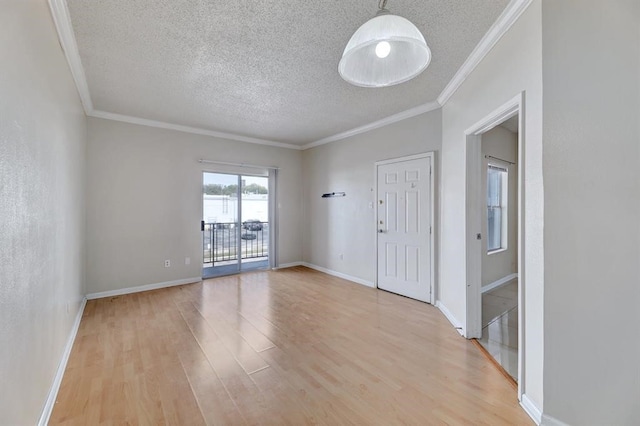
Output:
[0,2,87,424]
[481,126,518,287]
[85,118,302,294]
[440,0,544,411]
[302,110,441,284]
[541,1,640,424]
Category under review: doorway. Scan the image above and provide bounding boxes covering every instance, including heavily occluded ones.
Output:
[465,93,524,395]
[375,153,434,303]
[202,172,270,279]
[477,119,519,381]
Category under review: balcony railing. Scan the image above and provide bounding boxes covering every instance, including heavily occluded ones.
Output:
[203,221,268,266]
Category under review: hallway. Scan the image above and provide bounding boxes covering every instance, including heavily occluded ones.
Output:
[478,280,518,381]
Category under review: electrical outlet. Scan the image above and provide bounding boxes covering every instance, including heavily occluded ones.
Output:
[339,254,344,260]
[164,259,171,268]
[185,257,191,265]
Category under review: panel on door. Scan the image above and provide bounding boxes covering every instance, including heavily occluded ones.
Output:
[377,156,432,302]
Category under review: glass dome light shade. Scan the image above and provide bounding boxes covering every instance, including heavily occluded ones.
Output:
[339,14,431,88]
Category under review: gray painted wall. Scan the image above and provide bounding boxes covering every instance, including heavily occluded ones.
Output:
[440,0,544,411]
[541,1,640,424]
[301,110,442,285]
[85,118,303,294]
[0,2,87,424]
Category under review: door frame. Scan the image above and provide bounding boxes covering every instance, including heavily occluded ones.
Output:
[464,92,525,398]
[374,152,435,303]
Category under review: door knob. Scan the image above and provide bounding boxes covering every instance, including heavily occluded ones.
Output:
[378,229,385,233]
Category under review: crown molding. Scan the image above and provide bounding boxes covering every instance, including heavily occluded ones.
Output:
[437,0,533,105]
[48,0,303,150]
[303,0,533,150]
[302,101,441,150]
[48,0,93,114]
[49,0,531,151]
[89,110,303,150]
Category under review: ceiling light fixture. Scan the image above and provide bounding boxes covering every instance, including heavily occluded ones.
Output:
[338,0,431,88]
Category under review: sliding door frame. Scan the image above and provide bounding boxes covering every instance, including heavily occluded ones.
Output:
[200,162,278,277]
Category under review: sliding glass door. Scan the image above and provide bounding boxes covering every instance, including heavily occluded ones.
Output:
[239,175,269,271]
[202,172,269,279]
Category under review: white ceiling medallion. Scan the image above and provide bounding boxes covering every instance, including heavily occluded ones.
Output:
[339,0,431,88]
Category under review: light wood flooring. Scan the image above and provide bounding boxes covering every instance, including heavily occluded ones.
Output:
[50,266,532,425]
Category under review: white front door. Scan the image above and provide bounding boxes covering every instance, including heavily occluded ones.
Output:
[376,155,432,303]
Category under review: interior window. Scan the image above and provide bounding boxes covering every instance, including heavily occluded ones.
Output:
[487,165,508,252]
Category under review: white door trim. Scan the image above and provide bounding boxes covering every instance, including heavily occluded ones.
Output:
[374,152,435,303]
[464,92,525,399]
[376,152,434,166]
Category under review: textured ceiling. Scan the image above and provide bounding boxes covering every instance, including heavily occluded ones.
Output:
[66,0,509,146]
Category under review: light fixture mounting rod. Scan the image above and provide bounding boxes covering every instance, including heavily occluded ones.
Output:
[376,0,390,16]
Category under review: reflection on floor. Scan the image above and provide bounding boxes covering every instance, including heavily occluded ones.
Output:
[478,280,518,381]
[202,259,269,279]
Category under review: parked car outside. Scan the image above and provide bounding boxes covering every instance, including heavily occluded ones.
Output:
[242,220,263,231]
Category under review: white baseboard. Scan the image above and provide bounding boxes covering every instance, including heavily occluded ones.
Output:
[301,262,375,288]
[481,272,518,293]
[38,297,87,426]
[520,394,542,425]
[435,300,464,335]
[541,414,570,426]
[86,276,202,300]
[273,262,303,270]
